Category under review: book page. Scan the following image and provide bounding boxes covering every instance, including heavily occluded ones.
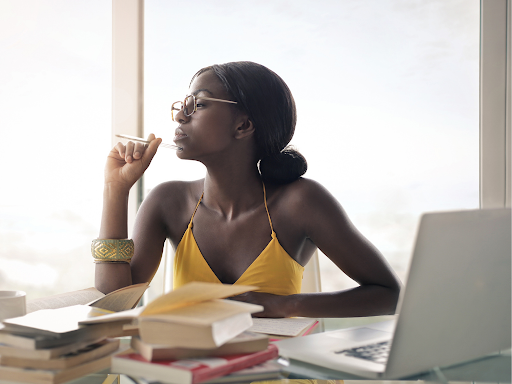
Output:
[3,305,109,335]
[248,317,318,337]
[142,282,258,316]
[26,288,105,313]
[142,299,263,325]
[79,307,144,324]
[88,282,149,312]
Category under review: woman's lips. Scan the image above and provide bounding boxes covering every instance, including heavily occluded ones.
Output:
[173,128,187,150]
[173,133,187,141]
[174,127,187,142]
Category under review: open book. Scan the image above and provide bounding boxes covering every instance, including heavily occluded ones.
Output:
[3,283,262,351]
[80,282,263,349]
[26,283,149,313]
[248,317,319,338]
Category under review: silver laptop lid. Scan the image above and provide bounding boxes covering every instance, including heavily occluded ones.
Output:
[385,208,511,378]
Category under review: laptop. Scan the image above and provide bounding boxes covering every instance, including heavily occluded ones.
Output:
[275,208,511,379]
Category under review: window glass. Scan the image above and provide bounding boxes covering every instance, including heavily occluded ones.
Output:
[0,1,111,298]
[143,0,479,292]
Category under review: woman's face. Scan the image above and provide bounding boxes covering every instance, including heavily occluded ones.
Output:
[173,71,241,161]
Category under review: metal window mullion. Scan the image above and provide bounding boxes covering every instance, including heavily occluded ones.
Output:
[480,0,510,209]
[112,0,145,236]
[506,0,511,207]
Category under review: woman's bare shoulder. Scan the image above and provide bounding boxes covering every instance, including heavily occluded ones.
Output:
[140,179,204,216]
[272,177,336,207]
[136,179,205,244]
[148,179,204,198]
[270,177,347,229]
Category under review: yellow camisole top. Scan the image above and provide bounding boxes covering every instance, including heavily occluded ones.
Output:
[173,183,304,295]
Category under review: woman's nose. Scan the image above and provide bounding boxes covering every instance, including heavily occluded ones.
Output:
[174,107,190,124]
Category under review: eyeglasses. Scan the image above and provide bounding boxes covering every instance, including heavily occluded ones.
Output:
[171,95,237,121]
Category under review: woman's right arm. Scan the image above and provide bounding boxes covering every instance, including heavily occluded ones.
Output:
[94,134,161,294]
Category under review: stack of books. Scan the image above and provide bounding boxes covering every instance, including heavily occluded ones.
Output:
[0,306,128,384]
[85,282,283,384]
[0,282,302,383]
[0,283,149,384]
[114,336,280,384]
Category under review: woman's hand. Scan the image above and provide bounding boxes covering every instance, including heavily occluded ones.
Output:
[105,133,162,191]
[230,292,294,318]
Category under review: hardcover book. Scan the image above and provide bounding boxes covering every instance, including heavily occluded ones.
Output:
[111,344,279,384]
[0,339,120,370]
[131,331,268,361]
[0,354,112,384]
[0,316,125,350]
[0,335,108,359]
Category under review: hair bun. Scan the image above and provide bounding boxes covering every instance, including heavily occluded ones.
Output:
[259,147,307,184]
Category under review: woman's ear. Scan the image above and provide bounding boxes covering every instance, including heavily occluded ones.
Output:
[234,118,255,139]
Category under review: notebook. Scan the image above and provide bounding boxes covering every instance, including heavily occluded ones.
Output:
[275,208,511,379]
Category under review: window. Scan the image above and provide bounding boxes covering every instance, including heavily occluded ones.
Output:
[0,1,482,300]
[0,1,111,298]
[143,0,480,291]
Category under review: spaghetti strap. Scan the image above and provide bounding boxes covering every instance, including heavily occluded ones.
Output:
[189,192,204,227]
[262,182,275,236]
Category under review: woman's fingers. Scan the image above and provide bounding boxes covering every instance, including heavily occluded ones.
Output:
[105,134,161,190]
[123,134,158,162]
[110,134,161,167]
[141,136,162,168]
[124,141,135,163]
[132,141,146,160]
[114,142,126,159]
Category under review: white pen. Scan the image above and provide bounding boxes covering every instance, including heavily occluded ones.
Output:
[115,134,180,150]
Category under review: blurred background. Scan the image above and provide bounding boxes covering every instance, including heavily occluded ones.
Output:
[0,0,479,300]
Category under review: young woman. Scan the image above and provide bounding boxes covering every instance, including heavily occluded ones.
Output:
[94,61,401,318]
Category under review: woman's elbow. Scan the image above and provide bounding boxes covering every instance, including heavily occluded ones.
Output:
[385,281,402,314]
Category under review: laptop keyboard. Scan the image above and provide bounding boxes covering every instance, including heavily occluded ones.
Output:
[335,340,390,364]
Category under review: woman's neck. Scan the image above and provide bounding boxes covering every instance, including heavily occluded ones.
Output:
[202,163,263,220]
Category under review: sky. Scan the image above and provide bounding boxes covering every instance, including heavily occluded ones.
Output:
[0,0,479,296]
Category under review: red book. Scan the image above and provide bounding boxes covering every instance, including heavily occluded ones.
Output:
[111,344,278,384]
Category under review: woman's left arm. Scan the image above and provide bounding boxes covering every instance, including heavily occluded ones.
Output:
[234,179,402,318]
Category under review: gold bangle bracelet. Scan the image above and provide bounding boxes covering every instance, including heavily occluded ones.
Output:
[91,239,134,262]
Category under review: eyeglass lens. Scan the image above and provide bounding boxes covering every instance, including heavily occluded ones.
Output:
[184,96,195,116]
[172,96,197,121]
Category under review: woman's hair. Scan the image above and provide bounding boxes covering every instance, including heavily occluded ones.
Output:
[192,61,307,184]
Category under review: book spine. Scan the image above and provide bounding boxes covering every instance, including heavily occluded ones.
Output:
[193,344,279,384]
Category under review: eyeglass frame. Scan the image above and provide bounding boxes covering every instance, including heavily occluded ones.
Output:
[171,95,238,121]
